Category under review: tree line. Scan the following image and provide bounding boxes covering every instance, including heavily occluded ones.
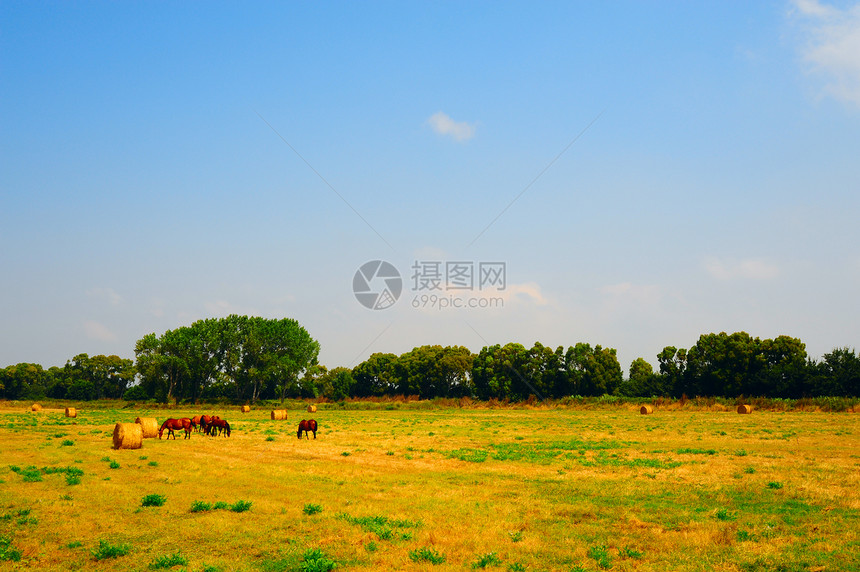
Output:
[1,320,858,402]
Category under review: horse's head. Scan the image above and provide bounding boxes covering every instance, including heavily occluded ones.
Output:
[225,422,231,437]
[158,428,163,439]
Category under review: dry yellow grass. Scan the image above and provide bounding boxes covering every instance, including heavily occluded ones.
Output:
[0,404,857,571]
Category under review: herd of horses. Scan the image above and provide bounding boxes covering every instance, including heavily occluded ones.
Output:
[157,415,319,440]
[157,415,230,439]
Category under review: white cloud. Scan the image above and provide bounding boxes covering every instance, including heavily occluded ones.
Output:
[600,282,661,305]
[792,0,860,106]
[426,111,476,142]
[704,257,780,280]
[83,320,117,342]
[497,282,549,306]
[87,287,122,306]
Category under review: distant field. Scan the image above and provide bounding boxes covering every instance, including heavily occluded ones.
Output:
[1,402,858,571]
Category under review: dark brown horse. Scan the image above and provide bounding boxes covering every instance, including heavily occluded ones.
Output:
[200,415,216,434]
[297,419,317,439]
[191,415,202,432]
[159,418,193,440]
[207,418,231,437]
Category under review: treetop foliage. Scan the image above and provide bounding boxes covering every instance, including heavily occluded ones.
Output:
[1,326,857,401]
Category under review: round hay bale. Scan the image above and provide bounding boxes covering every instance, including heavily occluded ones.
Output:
[241,405,251,413]
[271,409,287,420]
[31,403,42,412]
[307,404,317,413]
[135,417,159,439]
[737,404,752,414]
[113,423,143,450]
[65,407,77,418]
[640,405,653,415]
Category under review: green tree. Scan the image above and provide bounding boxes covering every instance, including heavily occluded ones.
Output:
[352,353,398,397]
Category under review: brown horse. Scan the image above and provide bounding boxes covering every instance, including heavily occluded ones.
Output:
[191,415,202,432]
[297,419,317,439]
[159,418,193,440]
[207,418,231,437]
[199,415,215,434]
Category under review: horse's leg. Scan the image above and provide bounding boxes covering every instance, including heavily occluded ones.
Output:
[312,430,316,439]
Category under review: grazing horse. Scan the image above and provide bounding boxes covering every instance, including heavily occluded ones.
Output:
[191,415,202,432]
[200,415,215,435]
[297,419,318,439]
[207,418,231,437]
[159,418,193,440]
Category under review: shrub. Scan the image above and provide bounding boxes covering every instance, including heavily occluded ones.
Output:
[190,501,212,513]
[303,503,323,515]
[409,547,446,565]
[472,552,503,568]
[91,539,131,560]
[109,460,120,469]
[150,552,187,569]
[0,535,22,562]
[767,481,784,490]
[301,548,336,572]
[588,545,612,569]
[141,494,166,507]
[230,500,252,513]
[61,440,74,447]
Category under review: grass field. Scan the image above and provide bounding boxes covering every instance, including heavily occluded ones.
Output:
[1,401,858,571]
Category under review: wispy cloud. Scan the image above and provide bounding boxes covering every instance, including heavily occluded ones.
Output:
[426,111,476,142]
[792,0,860,107]
[87,287,122,306]
[83,320,117,342]
[704,257,780,280]
[497,282,549,306]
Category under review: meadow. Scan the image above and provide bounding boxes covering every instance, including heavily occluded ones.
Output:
[0,400,858,571]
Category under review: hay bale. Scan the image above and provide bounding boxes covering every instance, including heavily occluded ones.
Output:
[65,407,77,418]
[271,409,287,420]
[241,405,251,413]
[31,403,42,412]
[113,422,143,450]
[307,404,317,413]
[737,404,752,414]
[135,417,159,438]
[640,405,653,415]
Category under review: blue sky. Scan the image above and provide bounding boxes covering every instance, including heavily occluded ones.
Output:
[2,1,859,374]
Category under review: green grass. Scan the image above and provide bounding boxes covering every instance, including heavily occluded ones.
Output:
[409,546,446,564]
[588,544,613,569]
[300,548,336,572]
[190,500,212,512]
[150,552,188,569]
[303,503,323,515]
[91,539,131,560]
[141,494,166,507]
[472,551,503,568]
[0,535,22,562]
